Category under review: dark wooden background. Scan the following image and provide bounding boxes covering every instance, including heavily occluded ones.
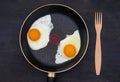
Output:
[0,0,120,82]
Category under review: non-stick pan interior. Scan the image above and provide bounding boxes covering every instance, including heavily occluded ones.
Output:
[20,4,88,72]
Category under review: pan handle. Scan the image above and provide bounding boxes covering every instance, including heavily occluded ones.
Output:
[47,72,56,82]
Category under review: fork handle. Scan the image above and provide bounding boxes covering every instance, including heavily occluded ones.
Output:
[95,33,102,75]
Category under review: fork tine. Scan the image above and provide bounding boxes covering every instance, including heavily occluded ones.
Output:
[95,12,98,24]
[99,12,102,24]
[96,12,98,24]
[99,12,100,24]
[95,12,96,24]
[95,12,102,25]
[100,12,102,25]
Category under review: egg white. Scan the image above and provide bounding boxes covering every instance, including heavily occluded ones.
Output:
[55,30,81,64]
[27,15,54,50]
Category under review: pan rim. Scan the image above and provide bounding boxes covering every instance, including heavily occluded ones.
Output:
[19,3,89,73]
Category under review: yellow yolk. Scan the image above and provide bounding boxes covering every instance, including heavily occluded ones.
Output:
[28,28,41,41]
[63,44,76,58]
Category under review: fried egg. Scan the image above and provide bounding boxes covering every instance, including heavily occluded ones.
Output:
[27,15,54,50]
[55,30,81,64]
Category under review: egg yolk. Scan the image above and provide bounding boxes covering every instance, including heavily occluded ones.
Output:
[28,28,41,41]
[63,44,76,58]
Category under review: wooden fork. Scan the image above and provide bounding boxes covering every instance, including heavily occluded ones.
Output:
[95,12,102,75]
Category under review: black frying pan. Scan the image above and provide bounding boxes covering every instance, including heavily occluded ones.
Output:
[19,4,89,82]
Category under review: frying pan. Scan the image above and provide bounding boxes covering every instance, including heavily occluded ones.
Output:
[19,4,89,82]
